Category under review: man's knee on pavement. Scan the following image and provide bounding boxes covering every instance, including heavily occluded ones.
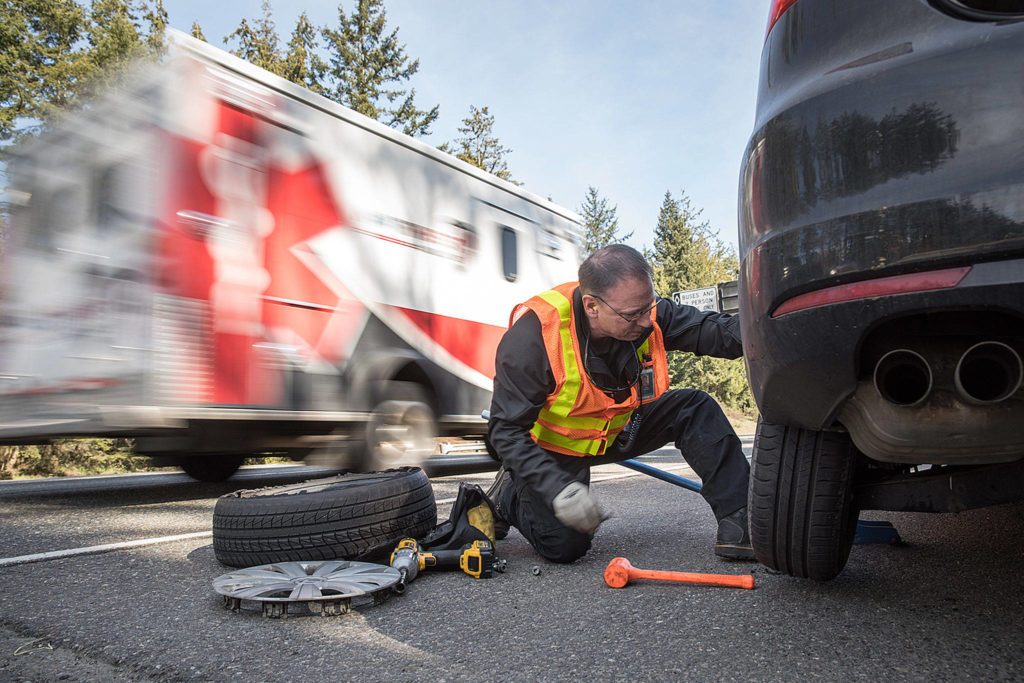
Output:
[531,528,591,564]
[537,538,590,564]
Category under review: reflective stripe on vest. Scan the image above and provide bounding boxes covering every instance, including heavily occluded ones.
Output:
[511,282,670,458]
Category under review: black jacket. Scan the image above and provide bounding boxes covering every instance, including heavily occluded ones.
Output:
[488,287,742,506]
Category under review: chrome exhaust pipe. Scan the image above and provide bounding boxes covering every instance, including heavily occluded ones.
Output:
[874,349,933,406]
[954,341,1023,405]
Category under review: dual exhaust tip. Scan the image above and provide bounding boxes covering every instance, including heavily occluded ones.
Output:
[874,342,1023,407]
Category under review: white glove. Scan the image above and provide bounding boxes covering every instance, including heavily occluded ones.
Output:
[552,481,604,534]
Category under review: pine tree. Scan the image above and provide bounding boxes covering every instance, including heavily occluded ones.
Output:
[281,12,328,97]
[223,4,327,95]
[444,105,515,182]
[578,186,632,256]
[141,0,167,54]
[650,191,736,295]
[649,191,753,413]
[321,0,438,136]
[85,0,149,88]
[0,0,169,145]
[81,0,170,95]
[0,0,89,141]
[224,1,282,76]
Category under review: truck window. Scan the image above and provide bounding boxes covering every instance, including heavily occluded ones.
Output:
[28,186,64,252]
[537,226,561,259]
[94,165,119,236]
[500,226,517,282]
[451,220,477,266]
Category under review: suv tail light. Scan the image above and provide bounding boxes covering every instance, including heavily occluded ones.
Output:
[771,267,971,317]
[767,0,800,38]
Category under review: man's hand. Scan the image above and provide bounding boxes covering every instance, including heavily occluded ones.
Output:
[552,481,604,534]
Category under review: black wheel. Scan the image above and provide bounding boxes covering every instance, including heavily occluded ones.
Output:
[177,455,245,482]
[212,467,436,568]
[748,419,860,580]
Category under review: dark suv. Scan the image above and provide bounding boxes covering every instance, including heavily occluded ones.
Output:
[738,0,1024,579]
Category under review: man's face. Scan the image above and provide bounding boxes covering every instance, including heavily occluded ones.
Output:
[582,276,657,341]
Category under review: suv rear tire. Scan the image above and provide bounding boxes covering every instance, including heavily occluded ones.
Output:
[748,419,860,580]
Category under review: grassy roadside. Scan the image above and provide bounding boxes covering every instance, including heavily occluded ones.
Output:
[0,439,167,480]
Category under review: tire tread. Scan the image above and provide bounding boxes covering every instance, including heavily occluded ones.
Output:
[212,467,436,567]
[749,420,858,580]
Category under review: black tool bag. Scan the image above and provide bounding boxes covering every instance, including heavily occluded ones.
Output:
[420,482,498,549]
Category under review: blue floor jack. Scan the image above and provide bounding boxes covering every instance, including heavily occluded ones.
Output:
[619,458,901,545]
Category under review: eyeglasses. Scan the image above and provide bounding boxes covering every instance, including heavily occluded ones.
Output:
[593,295,660,324]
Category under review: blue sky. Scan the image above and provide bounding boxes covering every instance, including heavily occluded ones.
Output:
[159,1,771,253]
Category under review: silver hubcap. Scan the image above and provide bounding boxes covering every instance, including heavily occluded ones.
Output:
[212,561,400,602]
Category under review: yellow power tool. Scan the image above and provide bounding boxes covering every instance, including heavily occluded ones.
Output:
[389,538,506,593]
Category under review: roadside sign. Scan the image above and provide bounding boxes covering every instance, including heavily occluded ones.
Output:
[672,286,719,312]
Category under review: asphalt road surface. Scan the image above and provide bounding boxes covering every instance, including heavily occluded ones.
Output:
[1,441,1022,682]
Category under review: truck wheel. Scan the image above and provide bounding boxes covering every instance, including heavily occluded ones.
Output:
[177,455,245,482]
[748,419,859,580]
[212,467,436,568]
[363,382,436,471]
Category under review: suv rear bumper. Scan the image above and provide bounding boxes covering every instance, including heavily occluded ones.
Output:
[741,257,1024,463]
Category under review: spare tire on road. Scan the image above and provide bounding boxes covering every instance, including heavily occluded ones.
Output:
[213,467,437,568]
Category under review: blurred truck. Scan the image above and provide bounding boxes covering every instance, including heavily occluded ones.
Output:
[0,30,582,480]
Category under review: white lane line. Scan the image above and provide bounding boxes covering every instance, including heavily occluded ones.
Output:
[0,531,212,568]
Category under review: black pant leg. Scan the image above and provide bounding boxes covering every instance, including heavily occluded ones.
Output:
[609,388,749,520]
[497,453,593,563]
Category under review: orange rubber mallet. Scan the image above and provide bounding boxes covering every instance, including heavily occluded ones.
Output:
[604,557,755,590]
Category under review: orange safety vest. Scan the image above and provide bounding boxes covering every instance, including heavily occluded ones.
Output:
[510,282,670,457]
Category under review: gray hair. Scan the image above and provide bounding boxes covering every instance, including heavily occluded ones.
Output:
[578,244,652,298]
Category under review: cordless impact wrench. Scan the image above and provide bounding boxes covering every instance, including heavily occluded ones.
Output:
[389,538,506,593]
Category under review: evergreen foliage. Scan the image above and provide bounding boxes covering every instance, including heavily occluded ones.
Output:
[578,186,632,256]
[321,0,438,136]
[0,439,153,479]
[649,191,754,413]
[141,0,167,53]
[443,105,516,182]
[224,1,282,75]
[281,12,328,96]
[223,3,327,96]
[86,0,167,88]
[0,0,166,145]
[2,1,437,145]
[1,0,89,141]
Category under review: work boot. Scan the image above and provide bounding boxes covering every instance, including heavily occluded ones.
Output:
[714,507,755,560]
[485,466,512,540]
